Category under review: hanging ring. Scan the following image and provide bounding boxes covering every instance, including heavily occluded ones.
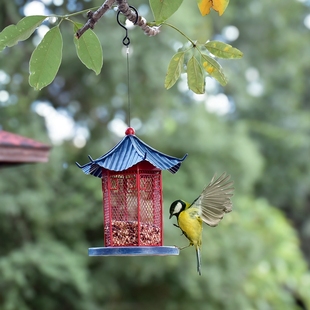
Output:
[116,6,139,47]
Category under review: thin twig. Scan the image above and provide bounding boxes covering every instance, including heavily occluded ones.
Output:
[75,0,160,39]
[75,0,114,38]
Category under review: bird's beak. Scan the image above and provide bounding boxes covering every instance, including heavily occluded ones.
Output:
[169,214,172,219]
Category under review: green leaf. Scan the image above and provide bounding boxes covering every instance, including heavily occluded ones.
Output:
[149,0,183,23]
[165,51,185,89]
[0,15,46,52]
[187,56,204,94]
[205,41,243,59]
[73,23,103,75]
[29,26,63,90]
[200,53,228,86]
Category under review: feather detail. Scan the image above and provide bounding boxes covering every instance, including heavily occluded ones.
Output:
[194,172,234,227]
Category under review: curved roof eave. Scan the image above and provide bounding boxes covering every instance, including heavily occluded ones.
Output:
[76,134,187,177]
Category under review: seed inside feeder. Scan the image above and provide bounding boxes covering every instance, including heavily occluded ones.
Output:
[104,220,161,246]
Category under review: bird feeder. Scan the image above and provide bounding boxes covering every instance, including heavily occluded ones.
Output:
[76,127,187,256]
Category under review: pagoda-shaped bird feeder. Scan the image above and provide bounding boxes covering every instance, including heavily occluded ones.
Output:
[76,127,187,256]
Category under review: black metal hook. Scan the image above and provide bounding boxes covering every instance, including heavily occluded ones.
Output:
[116,6,139,47]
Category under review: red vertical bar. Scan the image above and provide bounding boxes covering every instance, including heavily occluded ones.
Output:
[136,165,141,246]
[159,171,163,246]
[152,172,156,228]
[101,169,107,245]
[105,170,113,246]
[122,174,125,221]
[102,170,109,246]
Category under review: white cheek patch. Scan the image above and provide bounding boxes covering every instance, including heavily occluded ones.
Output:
[174,202,183,214]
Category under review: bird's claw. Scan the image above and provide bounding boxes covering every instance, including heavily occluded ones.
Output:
[173,245,181,250]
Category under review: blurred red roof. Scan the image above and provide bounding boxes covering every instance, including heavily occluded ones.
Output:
[0,130,51,166]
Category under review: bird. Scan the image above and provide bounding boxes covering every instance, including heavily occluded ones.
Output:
[169,172,234,276]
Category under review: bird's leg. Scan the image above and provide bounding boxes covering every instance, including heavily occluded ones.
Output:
[176,243,191,251]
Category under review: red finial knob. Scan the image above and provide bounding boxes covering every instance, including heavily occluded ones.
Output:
[125,127,135,135]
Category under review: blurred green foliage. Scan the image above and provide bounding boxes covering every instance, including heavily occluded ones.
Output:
[1,0,310,309]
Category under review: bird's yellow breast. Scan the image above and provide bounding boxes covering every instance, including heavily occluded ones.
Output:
[178,208,203,247]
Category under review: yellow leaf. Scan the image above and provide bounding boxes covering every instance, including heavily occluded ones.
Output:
[197,0,212,16]
[212,0,229,15]
[197,0,230,16]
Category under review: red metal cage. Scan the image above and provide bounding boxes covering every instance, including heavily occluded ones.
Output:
[102,161,163,247]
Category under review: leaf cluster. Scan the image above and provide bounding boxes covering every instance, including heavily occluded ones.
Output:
[0,14,103,90]
[0,0,242,93]
[165,41,242,94]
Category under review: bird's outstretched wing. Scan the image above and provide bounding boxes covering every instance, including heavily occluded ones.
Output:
[193,172,234,227]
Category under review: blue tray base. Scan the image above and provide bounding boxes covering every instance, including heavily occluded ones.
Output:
[88,246,180,256]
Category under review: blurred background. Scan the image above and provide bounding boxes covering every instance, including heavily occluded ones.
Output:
[1,0,310,309]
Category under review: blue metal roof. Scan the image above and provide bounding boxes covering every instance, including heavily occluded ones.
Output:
[76,133,187,177]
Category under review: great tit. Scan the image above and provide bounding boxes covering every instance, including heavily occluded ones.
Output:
[169,172,234,275]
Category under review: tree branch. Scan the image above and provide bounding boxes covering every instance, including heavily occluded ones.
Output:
[116,0,160,36]
[75,0,160,39]
[75,0,114,39]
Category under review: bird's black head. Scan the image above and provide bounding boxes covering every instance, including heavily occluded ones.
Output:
[169,200,186,219]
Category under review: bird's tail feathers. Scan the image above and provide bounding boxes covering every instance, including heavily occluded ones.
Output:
[196,246,202,276]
